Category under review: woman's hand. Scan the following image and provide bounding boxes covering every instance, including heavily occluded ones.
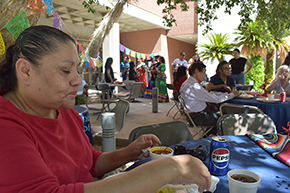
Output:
[127,134,161,160]
[170,155,211,192]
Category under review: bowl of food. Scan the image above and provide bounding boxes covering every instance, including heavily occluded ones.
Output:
[149,146,174,160]
[227,169,261,193]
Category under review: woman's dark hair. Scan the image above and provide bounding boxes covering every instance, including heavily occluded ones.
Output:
[174,66,187,84]
[105,57,113,69]
[129,61,135,70]
[216,60,228,74]
[0,25,75,94]
[188,62,206,76]
[233,48,240,53]
[159,56,165,64]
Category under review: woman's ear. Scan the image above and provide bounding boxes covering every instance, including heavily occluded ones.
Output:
[15,58,32,86]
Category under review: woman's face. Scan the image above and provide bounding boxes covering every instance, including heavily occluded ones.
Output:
[27,42,82,110]
[233,51,240,59]
[193,55,199,61]
[278,67,290,79]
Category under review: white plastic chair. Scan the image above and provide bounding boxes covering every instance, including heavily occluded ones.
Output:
[93,99,129,136]
[129,121,193,146]
[114,82,143,102]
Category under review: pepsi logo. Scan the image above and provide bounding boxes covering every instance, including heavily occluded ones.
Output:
[211,148,230,169]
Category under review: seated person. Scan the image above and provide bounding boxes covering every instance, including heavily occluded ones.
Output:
[0,25,211,193]
[173,66,187,100]
[266,65,290,95]
[206,61,236,93]
[180,62,239,127]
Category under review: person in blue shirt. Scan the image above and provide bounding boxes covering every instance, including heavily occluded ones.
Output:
[120,56,130,81]
[206,60,236,93]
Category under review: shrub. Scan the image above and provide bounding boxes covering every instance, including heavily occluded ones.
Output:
[245,55,265,92]
[75,95,86,105]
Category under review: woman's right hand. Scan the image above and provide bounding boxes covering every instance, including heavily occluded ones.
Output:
[169,155,211,192]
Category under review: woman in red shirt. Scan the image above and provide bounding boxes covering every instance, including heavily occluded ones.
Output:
[0,26,210,193]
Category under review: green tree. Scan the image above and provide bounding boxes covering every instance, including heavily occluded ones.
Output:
[195,0,290,37]
[234,21,270,88]
[197,33,234,63]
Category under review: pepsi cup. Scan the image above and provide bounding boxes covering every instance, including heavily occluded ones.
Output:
[209,136,230,176]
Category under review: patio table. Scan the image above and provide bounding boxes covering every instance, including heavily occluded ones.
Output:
[226,97,290,133]
[126,135,290,193]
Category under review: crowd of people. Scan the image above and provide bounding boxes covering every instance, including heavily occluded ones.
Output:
[105,46,290,134]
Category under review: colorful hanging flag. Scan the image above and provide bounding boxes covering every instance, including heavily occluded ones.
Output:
[26,0,47,13]
[136,52,141,58]
[75,39,84,51]
[154,53,159,56]
[94,52,99,58]
[150,54,154,59]
[0,31,5,55]
[90,57,96,69]
[146,54,151,60]
[6,11,30,39]
[85,61,90,67]
[125,47,131,56]
[141,53,146,59]
[44,0,53,16]
[95,58,103,68]
[130,50,136,57]
[53,11,64,31]
[120,44,125,52]
[81,52,90,63]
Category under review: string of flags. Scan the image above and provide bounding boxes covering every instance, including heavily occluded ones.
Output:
[1,0,103,68]
[2,0,161,66]
[120,43,163,60]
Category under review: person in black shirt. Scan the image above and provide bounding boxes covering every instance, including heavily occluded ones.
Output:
[128,61,137,81]
[105,57,114,83]
[229,48,253,85]
[206,61,236,93]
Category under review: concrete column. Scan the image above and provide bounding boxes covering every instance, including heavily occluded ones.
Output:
[102,22,121,82]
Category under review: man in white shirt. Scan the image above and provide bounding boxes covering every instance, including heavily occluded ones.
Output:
[171,52,188,79]
[180,62,240,129]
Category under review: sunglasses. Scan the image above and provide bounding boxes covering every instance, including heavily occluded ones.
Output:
[174,144,209,161]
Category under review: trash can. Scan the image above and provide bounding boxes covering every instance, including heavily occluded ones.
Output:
[73,105,94,145]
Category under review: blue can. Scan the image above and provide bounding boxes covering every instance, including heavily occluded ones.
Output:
[209,136,230,175]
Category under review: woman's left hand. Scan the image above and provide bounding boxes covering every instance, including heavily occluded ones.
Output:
[127,134,161,160]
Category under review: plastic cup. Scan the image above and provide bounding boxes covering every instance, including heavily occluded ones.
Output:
[267,94,275,100]
[149,146,173,160]
[227,169,261,193]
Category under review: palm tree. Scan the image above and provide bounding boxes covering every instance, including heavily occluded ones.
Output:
[235,21,290,84]
[197,33,234,63]
[234,21,271,56]
[233,21,271,91]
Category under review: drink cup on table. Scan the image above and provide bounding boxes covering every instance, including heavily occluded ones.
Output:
[280,92,286,102]
[267,93,275,100]
[149,146,173,160]
[227,169,261,193]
